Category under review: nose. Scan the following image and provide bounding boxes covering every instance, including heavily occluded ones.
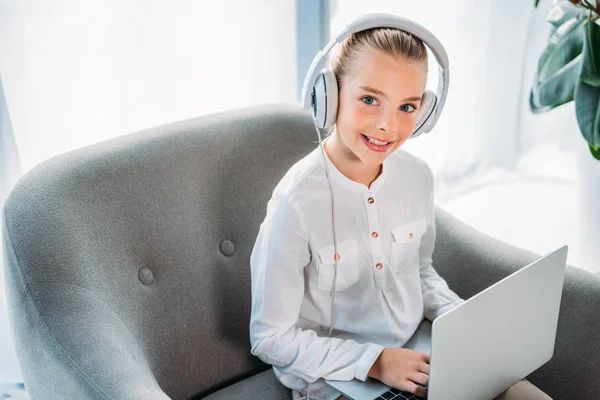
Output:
[375,111,398,134]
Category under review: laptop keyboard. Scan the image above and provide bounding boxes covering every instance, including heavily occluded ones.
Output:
[375,386,427,400]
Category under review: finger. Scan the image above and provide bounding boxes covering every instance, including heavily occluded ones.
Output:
[421,352,431,363]
[418,362,430,375]
[405,381,427,398]
[409,371,429,387]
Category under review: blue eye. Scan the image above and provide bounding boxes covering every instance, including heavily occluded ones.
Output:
[400,104,417,113]
[361,96,378,106]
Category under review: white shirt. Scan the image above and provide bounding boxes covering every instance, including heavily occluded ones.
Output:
[249,141,465,400]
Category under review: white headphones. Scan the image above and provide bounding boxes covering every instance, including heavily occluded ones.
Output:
[300,13,450,138]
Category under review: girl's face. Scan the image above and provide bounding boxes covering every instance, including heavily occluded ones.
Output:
[334,50,428,171]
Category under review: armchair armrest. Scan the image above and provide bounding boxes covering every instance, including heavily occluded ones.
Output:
[433,206,600,398]
[3,217,171,400]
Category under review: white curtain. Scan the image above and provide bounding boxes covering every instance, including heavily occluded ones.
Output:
[0,75,23,383]
[0,0,297,174]
[0,0,297,383]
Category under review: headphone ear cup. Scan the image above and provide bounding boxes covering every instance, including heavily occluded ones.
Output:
[321,69,339,129]
[311,69,339,129]
[411,89,437,138]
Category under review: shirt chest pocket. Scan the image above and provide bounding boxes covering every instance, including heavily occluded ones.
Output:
[390,218,427,273]
[316,238,359,291]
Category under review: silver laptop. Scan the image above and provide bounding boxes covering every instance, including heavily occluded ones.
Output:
[326,245,568,400]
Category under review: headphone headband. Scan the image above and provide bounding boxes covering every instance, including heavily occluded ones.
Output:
[300,13,449,132]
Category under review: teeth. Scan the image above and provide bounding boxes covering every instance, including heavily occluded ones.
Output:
[366,135,389,145]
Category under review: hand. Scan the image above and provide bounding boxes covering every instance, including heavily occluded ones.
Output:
[368,348,429,398]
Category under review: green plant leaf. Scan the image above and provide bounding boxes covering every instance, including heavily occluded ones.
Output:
[589,143,600,160]
[545,1,584,29]
[530,16,587,112]
[574,21,600,152]
[579,19,600,86]
[530,54,582,113]
[539,16,586,81]
[535,0,540,8]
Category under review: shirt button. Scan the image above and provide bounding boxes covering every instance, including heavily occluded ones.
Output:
[371,232,378,238]
[409,233,414,240]
[367,197,374,204]
[376,263,383,270]
[334,253,341,261]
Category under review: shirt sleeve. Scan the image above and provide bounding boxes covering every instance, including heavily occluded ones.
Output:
[249,194,384,383]
[419,165,466,321]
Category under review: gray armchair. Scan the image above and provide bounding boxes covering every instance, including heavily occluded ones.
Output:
[3,103,600,399]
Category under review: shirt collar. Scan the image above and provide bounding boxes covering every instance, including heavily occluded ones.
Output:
[315,137,389,194]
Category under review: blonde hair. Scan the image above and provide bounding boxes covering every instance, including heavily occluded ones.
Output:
[325,27,428,137]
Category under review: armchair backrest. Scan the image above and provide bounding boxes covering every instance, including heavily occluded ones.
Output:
[2,103,317,399]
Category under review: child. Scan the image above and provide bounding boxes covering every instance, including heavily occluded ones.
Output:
[249,16,551,400]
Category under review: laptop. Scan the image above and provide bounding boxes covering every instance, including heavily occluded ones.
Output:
[326,245,568,400]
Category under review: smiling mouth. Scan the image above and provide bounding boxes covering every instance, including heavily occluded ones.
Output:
[362,134,395,145]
